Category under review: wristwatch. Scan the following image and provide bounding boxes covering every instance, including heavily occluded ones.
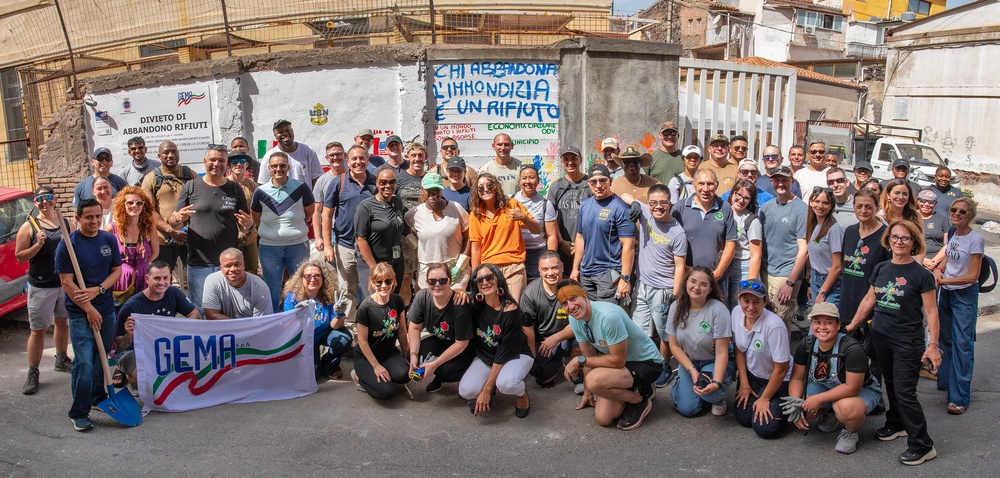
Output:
[577,355,587,366]
[621,274,631,282]
[99,285,107,294]
[785,280,794,287]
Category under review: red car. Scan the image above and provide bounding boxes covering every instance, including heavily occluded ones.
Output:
[0,187,34,317]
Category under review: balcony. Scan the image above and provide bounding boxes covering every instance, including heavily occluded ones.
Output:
[847,42,887,59]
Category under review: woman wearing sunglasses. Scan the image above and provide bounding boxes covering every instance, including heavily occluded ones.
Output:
[807,187,844,306]
[916,190,948,270]
[731,279,790,438]
[460,263,533,417]
[666,266,734,418]
[105,186,158,311]
[846,220,941,466]
[283,260,351,381]
[355,166,407,299]
[352,262,411,400]
[468,172,540,302]
[227,150,260,274]
[14,187,75,394]
[933,197,983,416]
[406,263,475,393]
[405,173,471,292]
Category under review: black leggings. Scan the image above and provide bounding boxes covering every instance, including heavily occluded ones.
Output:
[419,337,475,383]
[354,349,410,400]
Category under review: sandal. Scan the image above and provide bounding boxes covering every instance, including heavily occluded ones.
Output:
[111,369,127,388]
[947,403,966,415]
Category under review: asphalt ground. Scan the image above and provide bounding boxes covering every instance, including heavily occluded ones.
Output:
[1,311,999,477]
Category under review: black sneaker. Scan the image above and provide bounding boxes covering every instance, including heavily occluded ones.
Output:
[875,425,908,441]
[617,397,653,431]
[22,367,39,395]
[633,383,655,401]
[898,448,937,466]
[425,377,443,393]
[54,354,73,373]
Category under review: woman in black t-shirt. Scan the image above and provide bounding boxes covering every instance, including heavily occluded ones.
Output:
[405,263,474,393]
[355,166,407,297]
[846,220,941,466]
[352,262,411,401]
[458,263,534,418]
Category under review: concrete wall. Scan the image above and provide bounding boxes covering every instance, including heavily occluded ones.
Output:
[754,8,793,62]
[795,81,860,122]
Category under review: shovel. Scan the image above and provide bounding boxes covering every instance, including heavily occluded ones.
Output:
[56,209,142,426]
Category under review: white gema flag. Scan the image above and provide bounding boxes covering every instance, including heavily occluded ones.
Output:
[133,305,317,412]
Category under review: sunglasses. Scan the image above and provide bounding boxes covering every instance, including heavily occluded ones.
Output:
[207,143,228,152]
[474,274,496,285]
[441,145,458,151]
[738,169,758,176]
[731,146,748,151]
[303,274,322,281]
[662,130,678,136]
[917,198,936,204]
[621,158,641,165]
[739,280,764,291]
[826,178,847,185]
[230,158,248,165]
[477,183,495,193]
[94,156,113,163]
[426,278,449,286]
[812,186,834,195]
[762,154,780,161]
[378,179,397,187]
[588,177,610,185]
[33,193,54,203]
[269,163,289,170]
[373,279,395,287]
[950,207,969,215]
[124,200,144,207]
[809,149,826,155]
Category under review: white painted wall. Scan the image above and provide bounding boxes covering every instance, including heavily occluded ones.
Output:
[753,8,793,62]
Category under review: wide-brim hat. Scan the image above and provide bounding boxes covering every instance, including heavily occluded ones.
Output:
[609,145,652,169]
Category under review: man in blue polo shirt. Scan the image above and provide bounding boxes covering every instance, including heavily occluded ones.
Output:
[671,169,737,299]
[570,163,636,305]
[322,144,377,320]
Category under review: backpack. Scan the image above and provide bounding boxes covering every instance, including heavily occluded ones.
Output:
[947,226,997,293]
[153,166,195,192]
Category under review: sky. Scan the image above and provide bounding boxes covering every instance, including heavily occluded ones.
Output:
[612,0,657,15]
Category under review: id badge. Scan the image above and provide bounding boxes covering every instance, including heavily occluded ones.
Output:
[392,244,402,259]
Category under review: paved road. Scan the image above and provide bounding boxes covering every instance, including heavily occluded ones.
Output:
[1,314,999,477]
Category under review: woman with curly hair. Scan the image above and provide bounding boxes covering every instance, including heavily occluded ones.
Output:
[105,186,158,307]
[468,172,540,301]
[283,259,351,380]
[459,263,533,417]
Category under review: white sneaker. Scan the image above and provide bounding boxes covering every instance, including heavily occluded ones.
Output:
[351,370,364,391]
[836,429,859,454]
[818,412,840,433]
[711,399,727,416]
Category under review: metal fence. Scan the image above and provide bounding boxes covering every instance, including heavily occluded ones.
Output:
[0,139,37,192]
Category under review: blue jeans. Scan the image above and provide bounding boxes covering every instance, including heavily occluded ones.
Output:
[68,313,116,419]
[259,242,310,312]
[937,283,979,407]
[671,357,736,417]
[316,326,352,376]
[810,269,841,306]
[187,265,219,311]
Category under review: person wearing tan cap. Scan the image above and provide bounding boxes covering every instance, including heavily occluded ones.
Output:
[610,146,660,203]
[700,133,739,195]
[600,137,623,178]
[647,121,685,186]
[354,128,386,169]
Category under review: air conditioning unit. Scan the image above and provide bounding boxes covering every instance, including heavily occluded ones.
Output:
[891,15,902,22]
[803,25,816,35]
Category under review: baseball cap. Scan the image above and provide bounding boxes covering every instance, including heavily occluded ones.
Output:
[709,133,729,145]
[854,161,873,172]
[385,134,402,146]
[808,302,840,321]
[228,150,253,161]
[273,119,291,130]
[892,158,910,170]
[560,145,582,158]
[660,121,678,133]
[738,279,766,298]
[771,166,794,178]
[356,128,375,138]
[917,189,937,202]
[588,163,611,178]
[738,159,758,171]
[446,156,467,170]
[601,137,619,151]
[92,147,112,159]
[421,173,444,190]
[681,145,702,157]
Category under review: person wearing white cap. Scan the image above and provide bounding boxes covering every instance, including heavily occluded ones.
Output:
[666,145,702,204]
[600,137,623,179]
[258,119,322,186]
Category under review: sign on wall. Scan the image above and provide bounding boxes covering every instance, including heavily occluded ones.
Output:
[430,61,562,194]
[87,84,216,169]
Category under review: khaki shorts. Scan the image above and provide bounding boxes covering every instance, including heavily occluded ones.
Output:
[27,284,67,330]
[403,234,418,275]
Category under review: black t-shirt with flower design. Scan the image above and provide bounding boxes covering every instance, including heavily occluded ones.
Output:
[868,261,935,340]
[355,294,406,359]
[407,289,472,344]
[470,302,531,366]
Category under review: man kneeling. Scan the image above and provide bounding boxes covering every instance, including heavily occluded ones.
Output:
[203,248,273,320]
[787,302,882,454]
[559,280,663,430]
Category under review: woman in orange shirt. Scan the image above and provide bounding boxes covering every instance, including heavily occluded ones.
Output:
[469,172,540,301]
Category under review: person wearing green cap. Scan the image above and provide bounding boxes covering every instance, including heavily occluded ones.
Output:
[405,172,471,291]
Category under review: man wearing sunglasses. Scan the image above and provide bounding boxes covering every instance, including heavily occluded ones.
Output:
[826,167,858,227]
[759,166,809,327]
[647,121,685,186]
[610,146,659,204]
[435,137,477,190]
[141,141,196,281]
[701,133,739,195]
[756,145,803,199]
[72,147,129,208]
[258,119,323,187]
[116,136,161,186]
[793,141,830,199]
[571,164,636,305]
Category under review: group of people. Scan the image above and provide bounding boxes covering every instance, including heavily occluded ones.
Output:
[14,118,985,467]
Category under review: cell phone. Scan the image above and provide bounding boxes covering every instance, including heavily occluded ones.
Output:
[695,372,713,389]
[922,357,935,372]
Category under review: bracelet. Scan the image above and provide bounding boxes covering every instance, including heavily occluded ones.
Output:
[711,380,722,387]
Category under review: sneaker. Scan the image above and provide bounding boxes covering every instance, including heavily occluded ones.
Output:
[875,424,908,441]
[711,399,727,416]
[835,429,859,454]
[54,354,73,373]
[618,397,653,431]
[654,367,674,388]
[634,383,655,401]
[898,448,937,466]
[350,370,364,392]
[71,416,93,432]
[818,412,841,433]
[128,384,139,397]
[22,367,39,395]
[425,377,443,393]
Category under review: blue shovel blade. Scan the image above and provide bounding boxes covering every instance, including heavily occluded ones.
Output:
[97,385,143,427]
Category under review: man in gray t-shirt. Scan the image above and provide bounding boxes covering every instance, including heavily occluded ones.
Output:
[758,167,808,324]
[202,249,273,320]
